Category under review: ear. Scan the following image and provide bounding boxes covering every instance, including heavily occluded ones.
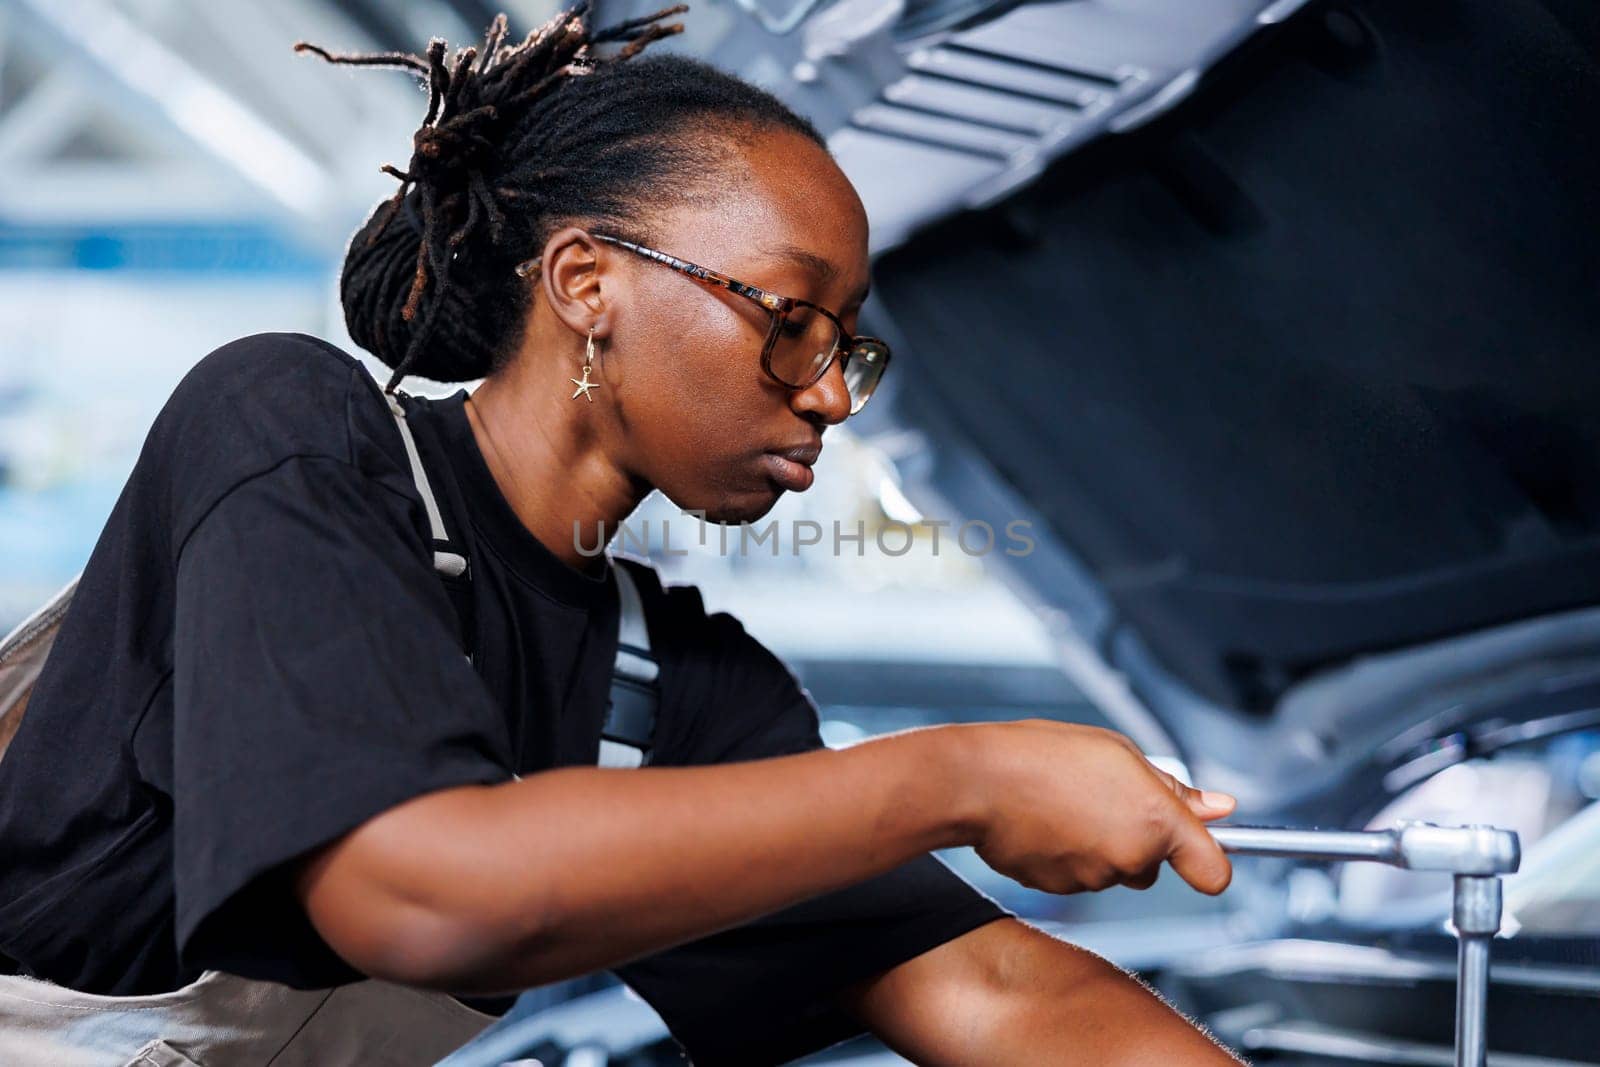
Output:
[537,225,615,341]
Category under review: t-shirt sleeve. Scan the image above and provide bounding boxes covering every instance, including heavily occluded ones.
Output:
[612,583,1013,1066]
[170,452,513,988]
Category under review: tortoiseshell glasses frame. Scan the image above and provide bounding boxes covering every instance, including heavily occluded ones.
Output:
[584,232,892,416]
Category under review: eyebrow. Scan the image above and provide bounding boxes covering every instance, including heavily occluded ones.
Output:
[766,242,872,307]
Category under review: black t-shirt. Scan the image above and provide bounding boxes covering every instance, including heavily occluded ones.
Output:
[0,331,1008,1065]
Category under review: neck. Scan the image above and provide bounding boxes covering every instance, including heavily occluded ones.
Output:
[462,354,646,576]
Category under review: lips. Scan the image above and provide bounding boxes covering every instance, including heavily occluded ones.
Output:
[763,454,815,491]
[771,440,823,466]
[763,441,820,491]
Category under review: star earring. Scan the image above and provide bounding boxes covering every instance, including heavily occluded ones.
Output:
[570,327,600,402]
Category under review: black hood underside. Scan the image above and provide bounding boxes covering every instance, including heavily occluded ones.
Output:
[875,0,1600,715]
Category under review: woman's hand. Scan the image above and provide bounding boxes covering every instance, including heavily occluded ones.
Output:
[953,720,1235,896]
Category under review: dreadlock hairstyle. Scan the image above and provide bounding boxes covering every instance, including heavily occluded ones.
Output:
[295,3,827,394]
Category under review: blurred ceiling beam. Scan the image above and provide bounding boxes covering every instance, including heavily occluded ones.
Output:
[0,68,91,163]
[10,0,333,218]
[1,0,431,255]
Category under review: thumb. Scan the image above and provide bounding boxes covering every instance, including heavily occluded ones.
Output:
[1165,806,1234,895]
[1150,765,1236,820]
[1187,789,1236,821]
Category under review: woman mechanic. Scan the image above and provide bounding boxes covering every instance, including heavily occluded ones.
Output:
[0,5,1245,1064]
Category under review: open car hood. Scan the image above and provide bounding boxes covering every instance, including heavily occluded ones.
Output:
[836,0,1600,815]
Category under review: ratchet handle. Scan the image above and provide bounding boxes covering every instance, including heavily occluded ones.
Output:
[1208,822,1519,874]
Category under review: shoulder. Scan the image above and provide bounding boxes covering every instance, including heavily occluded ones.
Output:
[162,331,370,416]
[151,331,366,456]
[153,331,373,457]
[147,332,413,553]
[174,330,366,390]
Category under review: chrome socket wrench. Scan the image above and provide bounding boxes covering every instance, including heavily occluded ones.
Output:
[1209,822,1521,1067]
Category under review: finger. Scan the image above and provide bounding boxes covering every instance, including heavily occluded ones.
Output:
[1122,862,1161,891]
[1163,803,1234,895]
[1087,862,1120,893]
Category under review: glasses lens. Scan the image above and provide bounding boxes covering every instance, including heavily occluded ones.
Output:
[842,339,889,415]
[768,305,840,388]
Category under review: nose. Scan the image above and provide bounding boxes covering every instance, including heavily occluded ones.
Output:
[789,352,852,426]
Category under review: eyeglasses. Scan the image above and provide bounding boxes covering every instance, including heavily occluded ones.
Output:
[586,233,891,417]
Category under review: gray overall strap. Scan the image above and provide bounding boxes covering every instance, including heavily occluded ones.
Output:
[385,391,469,579]
[599,562,660,769]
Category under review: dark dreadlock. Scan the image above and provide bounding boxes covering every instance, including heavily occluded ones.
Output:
[295,3,826,394]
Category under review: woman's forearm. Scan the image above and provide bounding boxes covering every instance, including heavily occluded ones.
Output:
[297,724,979,993]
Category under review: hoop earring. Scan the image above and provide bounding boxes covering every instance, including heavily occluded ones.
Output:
[570,327,601,402]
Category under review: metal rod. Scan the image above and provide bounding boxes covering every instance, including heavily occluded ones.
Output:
[1456,935,1490,1067]
[1452,874,1502,1067]
[1208,825,1402,865]
[1209,823,1517,1067]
